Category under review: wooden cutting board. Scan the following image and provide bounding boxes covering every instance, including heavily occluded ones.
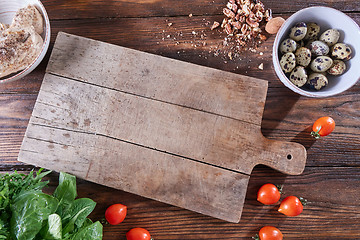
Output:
[18,32,307,223]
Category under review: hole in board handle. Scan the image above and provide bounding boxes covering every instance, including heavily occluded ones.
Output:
[287,154,292,160]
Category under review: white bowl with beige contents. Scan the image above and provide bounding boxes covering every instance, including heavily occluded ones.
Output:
[0,0,50,83]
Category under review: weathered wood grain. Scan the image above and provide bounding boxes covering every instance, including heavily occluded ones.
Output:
[20,123,250,223]
[42,0,360,19]
[24,71,305,175]
[48,32,269,125]
[1,0,360,238]
[35,165,360,239]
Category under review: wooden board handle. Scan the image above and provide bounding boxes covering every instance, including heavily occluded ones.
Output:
[258,137,307,175]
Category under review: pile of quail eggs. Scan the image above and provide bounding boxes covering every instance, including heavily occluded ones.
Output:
[279,22,352,90]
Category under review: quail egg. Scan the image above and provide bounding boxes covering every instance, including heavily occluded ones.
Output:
[289,66,308,87]
[307,73,328,90]
[310,56,333,73]
[327,60,347,75]
[331,43,352,60]
[280,52,296,73]
[289,22,307,41]
[308,40,330,56]
[304,22,320,41]
[280,38,297,54]
[319,29,340,46]
[295,47,312,67]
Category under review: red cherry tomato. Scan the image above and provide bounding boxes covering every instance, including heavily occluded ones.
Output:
[258,226,283,240]
[311,116,335,139]
[126,228,152,240]
[257,183,281,205]
[105,203,127,225]
[278,196,306,216]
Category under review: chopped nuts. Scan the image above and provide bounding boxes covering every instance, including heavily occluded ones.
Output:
[210,21,220,30]
[213,0,272,48]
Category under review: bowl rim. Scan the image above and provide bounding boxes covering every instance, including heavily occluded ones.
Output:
[272,6,360,98]
[0,0,51,83]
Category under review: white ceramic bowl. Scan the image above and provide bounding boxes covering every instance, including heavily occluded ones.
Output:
[273,6,360,98]
[0,0,50,83]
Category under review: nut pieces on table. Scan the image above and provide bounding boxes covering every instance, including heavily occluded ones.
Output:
[213,0,272,47]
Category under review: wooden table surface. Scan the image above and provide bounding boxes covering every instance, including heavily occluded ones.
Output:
[1,0,359,239]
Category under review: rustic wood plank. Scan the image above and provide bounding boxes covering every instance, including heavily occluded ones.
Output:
[25,73,305,175]
[48,32,268,125]
[42,0,360,19]
[19,123,250,223]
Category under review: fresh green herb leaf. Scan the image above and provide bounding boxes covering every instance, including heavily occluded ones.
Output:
[0,170,102,239]
[53,172,77,217]
[62,198,96,236]
[0,169,51,239]
[39,213,62,240]
[10,191,59,240]
[70,221,103,240]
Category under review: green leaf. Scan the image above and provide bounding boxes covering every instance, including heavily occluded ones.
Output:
[62,198,96,236]
[10,191,59,240]
[40,213,62,240]
[53,172,77,217]
[70,221,103,240]
[82,218,93,228]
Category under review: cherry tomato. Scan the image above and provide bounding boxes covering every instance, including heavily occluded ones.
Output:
[257,183,282,205]
[126,228,152,240]
[278,196,306,216]
[311,116,335,139]
[105,203,127,225]
[257,226,283,240]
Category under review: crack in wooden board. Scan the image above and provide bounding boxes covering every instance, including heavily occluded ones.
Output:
[47,32,268,126]
[19,122,249,223]
[27,73,305,175]
[18,32,306,222]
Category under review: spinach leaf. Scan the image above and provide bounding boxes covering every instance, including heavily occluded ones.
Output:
[53,172,77,217]
[81,218,93,228]
[62,198,96,236]
[39,213,62,240]
[70,221,103,240]
[0,169,51,240]
[10,191,59,240]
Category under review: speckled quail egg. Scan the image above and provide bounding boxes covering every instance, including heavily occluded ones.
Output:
[327,60,347,75]
[307,73,328,90]
[319,29,340,46]
[308,40,330,56]
[304,22,320,41]
[280,52,296,73]
[295,47,312,67]
[289,22,307,41]
[310,56,333,72]
[280,38,297,54]
[289,66,308,87]
[331,43,352,60]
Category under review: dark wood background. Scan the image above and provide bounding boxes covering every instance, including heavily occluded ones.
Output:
[1,0,359,239]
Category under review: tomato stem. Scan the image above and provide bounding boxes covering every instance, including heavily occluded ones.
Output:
[299,197,308,206]
[310,126,322,139]
[252,234,260,240]
[100,218,109,225]
[276,184,284,194]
